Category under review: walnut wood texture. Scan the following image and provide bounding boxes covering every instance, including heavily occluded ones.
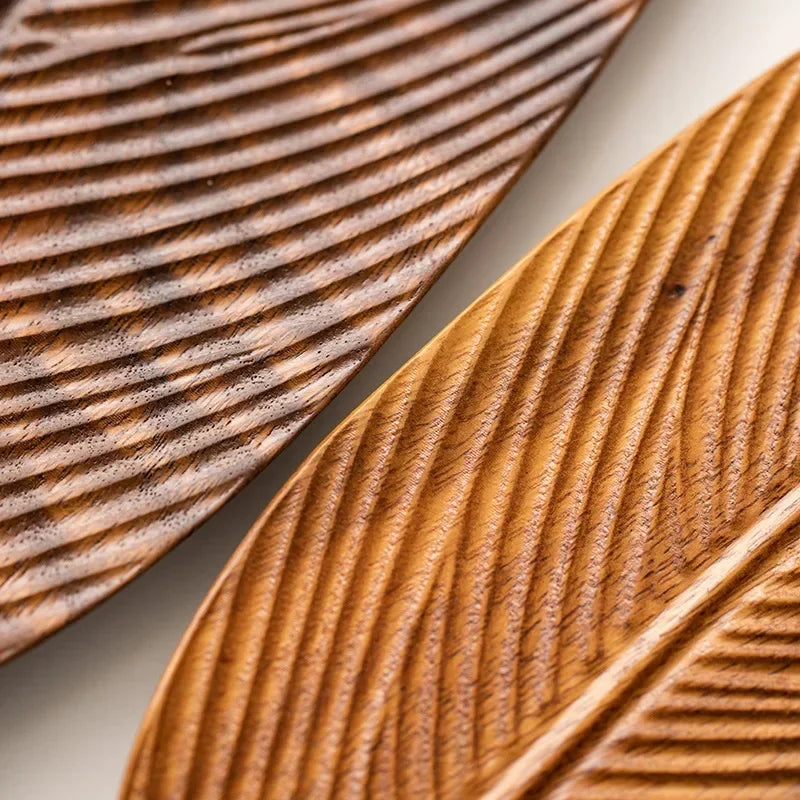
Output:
[0,0,646,662]
[122,52,800,800]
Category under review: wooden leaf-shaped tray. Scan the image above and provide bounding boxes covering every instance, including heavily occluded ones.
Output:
[122,53,800,799]
[0,0,646,661]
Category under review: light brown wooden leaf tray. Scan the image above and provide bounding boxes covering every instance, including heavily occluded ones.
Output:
[123,52,800,800]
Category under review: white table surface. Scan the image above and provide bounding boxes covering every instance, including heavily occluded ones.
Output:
[2,1,800,797]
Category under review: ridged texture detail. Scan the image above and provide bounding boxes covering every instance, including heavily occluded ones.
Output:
[549,528,800,800]
[122,53,800,800]
[0,0,645,661]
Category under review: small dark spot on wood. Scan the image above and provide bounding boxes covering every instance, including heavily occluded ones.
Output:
[669,283,687,298]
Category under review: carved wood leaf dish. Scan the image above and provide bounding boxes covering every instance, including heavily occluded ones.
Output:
[0,0,647,661]
[122,53,800,799]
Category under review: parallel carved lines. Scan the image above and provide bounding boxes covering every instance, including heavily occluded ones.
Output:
[123,54,800,800]
[551,540,800,800]
[0,0,644,660]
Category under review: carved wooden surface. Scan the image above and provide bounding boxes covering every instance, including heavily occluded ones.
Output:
[122,53,800,799]
[0,0,646,662]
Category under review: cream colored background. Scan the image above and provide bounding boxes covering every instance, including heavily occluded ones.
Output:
[2,1,800,797]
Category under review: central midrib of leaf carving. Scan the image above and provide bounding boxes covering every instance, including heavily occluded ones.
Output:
[483,485,800,798]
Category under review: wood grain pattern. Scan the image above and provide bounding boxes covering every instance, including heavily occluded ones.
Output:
[0,0,646,662]
[122,52,800,800]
